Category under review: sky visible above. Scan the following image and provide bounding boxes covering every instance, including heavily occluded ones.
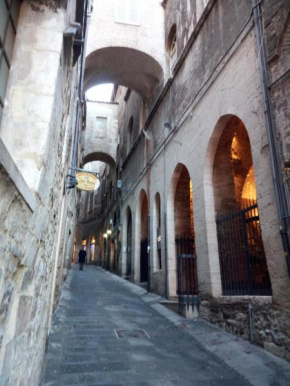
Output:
[86,84,114,102]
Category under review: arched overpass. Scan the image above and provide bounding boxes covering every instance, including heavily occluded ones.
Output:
[85,0,166,100]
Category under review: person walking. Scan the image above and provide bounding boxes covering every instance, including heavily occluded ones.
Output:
[78,248,86,270]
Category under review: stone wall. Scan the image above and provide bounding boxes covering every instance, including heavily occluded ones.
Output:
[200,296,290,362]
[263,0,290,164]
[0,1,81,384]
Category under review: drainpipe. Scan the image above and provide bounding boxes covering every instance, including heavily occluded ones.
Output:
[252,0,290,276]
[145,132,151,293]
[163,144,169,299]
[71,0,91,170]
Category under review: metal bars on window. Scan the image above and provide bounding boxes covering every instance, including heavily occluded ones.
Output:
[216,200,272,296]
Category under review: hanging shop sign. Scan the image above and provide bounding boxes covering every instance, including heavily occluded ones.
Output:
[76,172,98,191]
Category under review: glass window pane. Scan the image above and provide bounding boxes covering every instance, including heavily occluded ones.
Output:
[117,7,126,21]
[129,9,138,23]
[118,0,126,7]
[4,20,15,62]
[11,0,21,27]
[0,0,9,42]
[129,0,138,9]
[0,57,9,100]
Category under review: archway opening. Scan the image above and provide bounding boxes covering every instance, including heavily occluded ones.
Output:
[86,84,114,102]
[154,193,162,271]
[89,235,96,263]
[213,116,272,296]
[174,165,198,302]
[85,47,164,100]
[126,207,133,277]
[140,193,149,283]
[174,167,194,238]
[83,152,115,167]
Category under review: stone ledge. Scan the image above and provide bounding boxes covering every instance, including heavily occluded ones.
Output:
[0,138,36,211]
[211,296,273,305]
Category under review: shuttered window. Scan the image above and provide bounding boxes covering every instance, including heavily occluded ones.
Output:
[0,0,21,121]
[115,0,140,25]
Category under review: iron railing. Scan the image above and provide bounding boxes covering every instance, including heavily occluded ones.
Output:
[175,235,199,311]
[216,200,272,296]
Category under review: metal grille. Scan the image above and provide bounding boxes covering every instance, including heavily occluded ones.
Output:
[216,200,272,296]
[175,235,199,310]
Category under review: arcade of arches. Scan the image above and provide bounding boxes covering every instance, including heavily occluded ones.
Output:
[75,0,290,362]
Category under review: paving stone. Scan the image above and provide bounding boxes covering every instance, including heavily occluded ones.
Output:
[42,266,289,386]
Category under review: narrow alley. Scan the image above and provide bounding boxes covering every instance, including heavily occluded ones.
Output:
[1,1,290,384]
[43,266,290,386]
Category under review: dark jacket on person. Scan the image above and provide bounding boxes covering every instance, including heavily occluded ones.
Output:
[78,249,86,263]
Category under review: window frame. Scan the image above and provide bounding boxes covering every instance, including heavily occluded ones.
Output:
[169,33,177,59]
[0,0,21,117]
[114,0,140,26]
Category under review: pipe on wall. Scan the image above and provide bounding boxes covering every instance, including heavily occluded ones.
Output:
[252,0,290,276]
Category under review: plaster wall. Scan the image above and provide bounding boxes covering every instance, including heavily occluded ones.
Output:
[0,2,67,192]
[84,101,119,166]
[86,0,166,76]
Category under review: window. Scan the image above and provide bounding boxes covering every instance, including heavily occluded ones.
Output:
[170,33,177,58]
[167,24,177,69]
[115,0,140,26]
[0,0,21,121]
[96,116,108,138]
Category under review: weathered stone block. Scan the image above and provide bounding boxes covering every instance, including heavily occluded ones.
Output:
[271,330,289,346]
[0,284,13,324]
[15,296,33,336]
[22,238,39,268]
[21,269,35,291]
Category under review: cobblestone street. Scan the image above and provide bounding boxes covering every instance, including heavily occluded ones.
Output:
[42,266,290,386]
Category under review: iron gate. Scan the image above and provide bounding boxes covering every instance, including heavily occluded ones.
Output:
[175,235,199,311]
[216,200,272,296]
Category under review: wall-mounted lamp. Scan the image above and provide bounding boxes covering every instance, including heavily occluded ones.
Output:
[116,180,132,194]
[107,230,112,236]
[117,180,123,189]
[103,233,108,238]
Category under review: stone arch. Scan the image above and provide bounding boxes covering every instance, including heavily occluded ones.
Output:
[85,47,164,100]
[83,152,116,167]
[204,115,272,296]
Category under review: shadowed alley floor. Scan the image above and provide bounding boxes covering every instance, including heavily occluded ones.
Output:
[42,266,290,386]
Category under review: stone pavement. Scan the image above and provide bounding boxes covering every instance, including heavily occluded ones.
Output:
[42,266,290,386]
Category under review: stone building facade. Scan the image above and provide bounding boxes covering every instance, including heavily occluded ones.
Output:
[0,0,88,384]
[77,0,290,361]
